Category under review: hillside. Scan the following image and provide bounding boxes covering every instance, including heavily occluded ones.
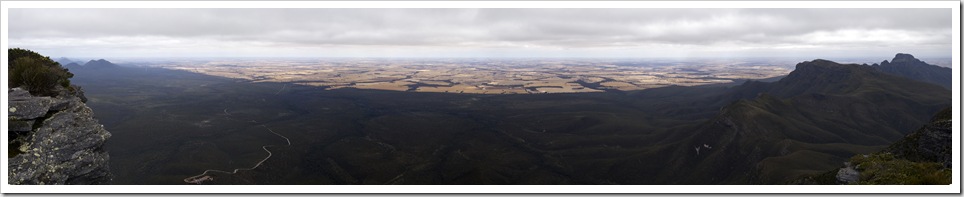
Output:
[664,58,951,184]
[59,54,950,185]
[793,107,952,184]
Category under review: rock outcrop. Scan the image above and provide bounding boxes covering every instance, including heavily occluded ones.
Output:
[8,87,112,184]
[674,58,950,184]
[884,108,952,168]
[792,107,952,185]
[835,162,860,184]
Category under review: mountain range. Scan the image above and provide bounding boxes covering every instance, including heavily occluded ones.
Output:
[55,57,77,66]
[63,59,121,70]
[793,107,951,184]
[61,53,951,184]
[664,56,951,184]
[870,53,952,89]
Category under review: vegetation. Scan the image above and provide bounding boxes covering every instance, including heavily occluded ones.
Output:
[66,54,950,184]
[849,153,950,184]
[679,59,950,184]
[791,107,952,185]
[8,48,74,96]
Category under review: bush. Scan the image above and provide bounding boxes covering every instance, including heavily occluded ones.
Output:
[8,48,73,96]
[851,153,951,185]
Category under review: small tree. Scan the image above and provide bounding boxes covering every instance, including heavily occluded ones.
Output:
[8,48,74,96]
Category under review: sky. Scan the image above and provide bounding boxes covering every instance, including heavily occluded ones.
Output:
[7,8,953,59]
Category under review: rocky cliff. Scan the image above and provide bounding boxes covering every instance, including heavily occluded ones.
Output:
[8,87,112,184]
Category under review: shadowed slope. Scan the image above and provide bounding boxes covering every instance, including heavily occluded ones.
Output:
[666,59,950,184]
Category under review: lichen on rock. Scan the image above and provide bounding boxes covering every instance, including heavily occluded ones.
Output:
[7,87,113,185]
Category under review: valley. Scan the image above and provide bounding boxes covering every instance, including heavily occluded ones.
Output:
[64,55,951,185]
[7,5,956,191]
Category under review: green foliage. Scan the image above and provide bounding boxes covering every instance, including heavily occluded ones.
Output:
[7,48,73,96]
[850,153,951,185]
[8,48,50,63]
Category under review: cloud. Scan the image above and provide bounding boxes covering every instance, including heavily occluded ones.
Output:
[7,8,952,58]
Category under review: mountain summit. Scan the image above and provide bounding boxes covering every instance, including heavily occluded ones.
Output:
[769,59,882,97]
[872,53,951,89]
[83,59,118,68]
[65,59,121,71]
[669,58,950,184]
[892,53,920,63]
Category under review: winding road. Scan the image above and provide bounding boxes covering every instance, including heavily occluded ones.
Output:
[184,83,293,184]
[183,125,291,184]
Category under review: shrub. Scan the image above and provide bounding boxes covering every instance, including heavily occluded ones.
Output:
[7,48,73,96]
[851,153,951,185]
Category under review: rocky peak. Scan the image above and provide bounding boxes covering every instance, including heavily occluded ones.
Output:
[7,87,112,184]
[891,53,919,63]
[790,59,873,75]
[724,59,881,100]
[779,59,875,87]
[882,53,926,66]
[872,53,951,89]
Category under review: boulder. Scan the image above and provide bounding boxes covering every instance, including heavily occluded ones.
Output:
[835,162,860,184]
[48,98,71,111]
[9,88,31,97]
[9,96,52,120]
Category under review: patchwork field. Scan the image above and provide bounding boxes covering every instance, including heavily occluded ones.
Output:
[152,59,790,94]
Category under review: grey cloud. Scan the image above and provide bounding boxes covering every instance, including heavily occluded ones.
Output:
[7,8,952,58]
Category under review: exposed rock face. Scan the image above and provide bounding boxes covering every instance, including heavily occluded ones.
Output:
[8,88,112,184]
[884,108,952,168]
[835,162,860,184]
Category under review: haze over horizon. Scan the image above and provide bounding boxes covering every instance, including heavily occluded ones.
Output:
[4,5,957,189]
[8,8,952,59]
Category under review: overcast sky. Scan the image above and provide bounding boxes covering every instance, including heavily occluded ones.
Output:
[7,8,953,59]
